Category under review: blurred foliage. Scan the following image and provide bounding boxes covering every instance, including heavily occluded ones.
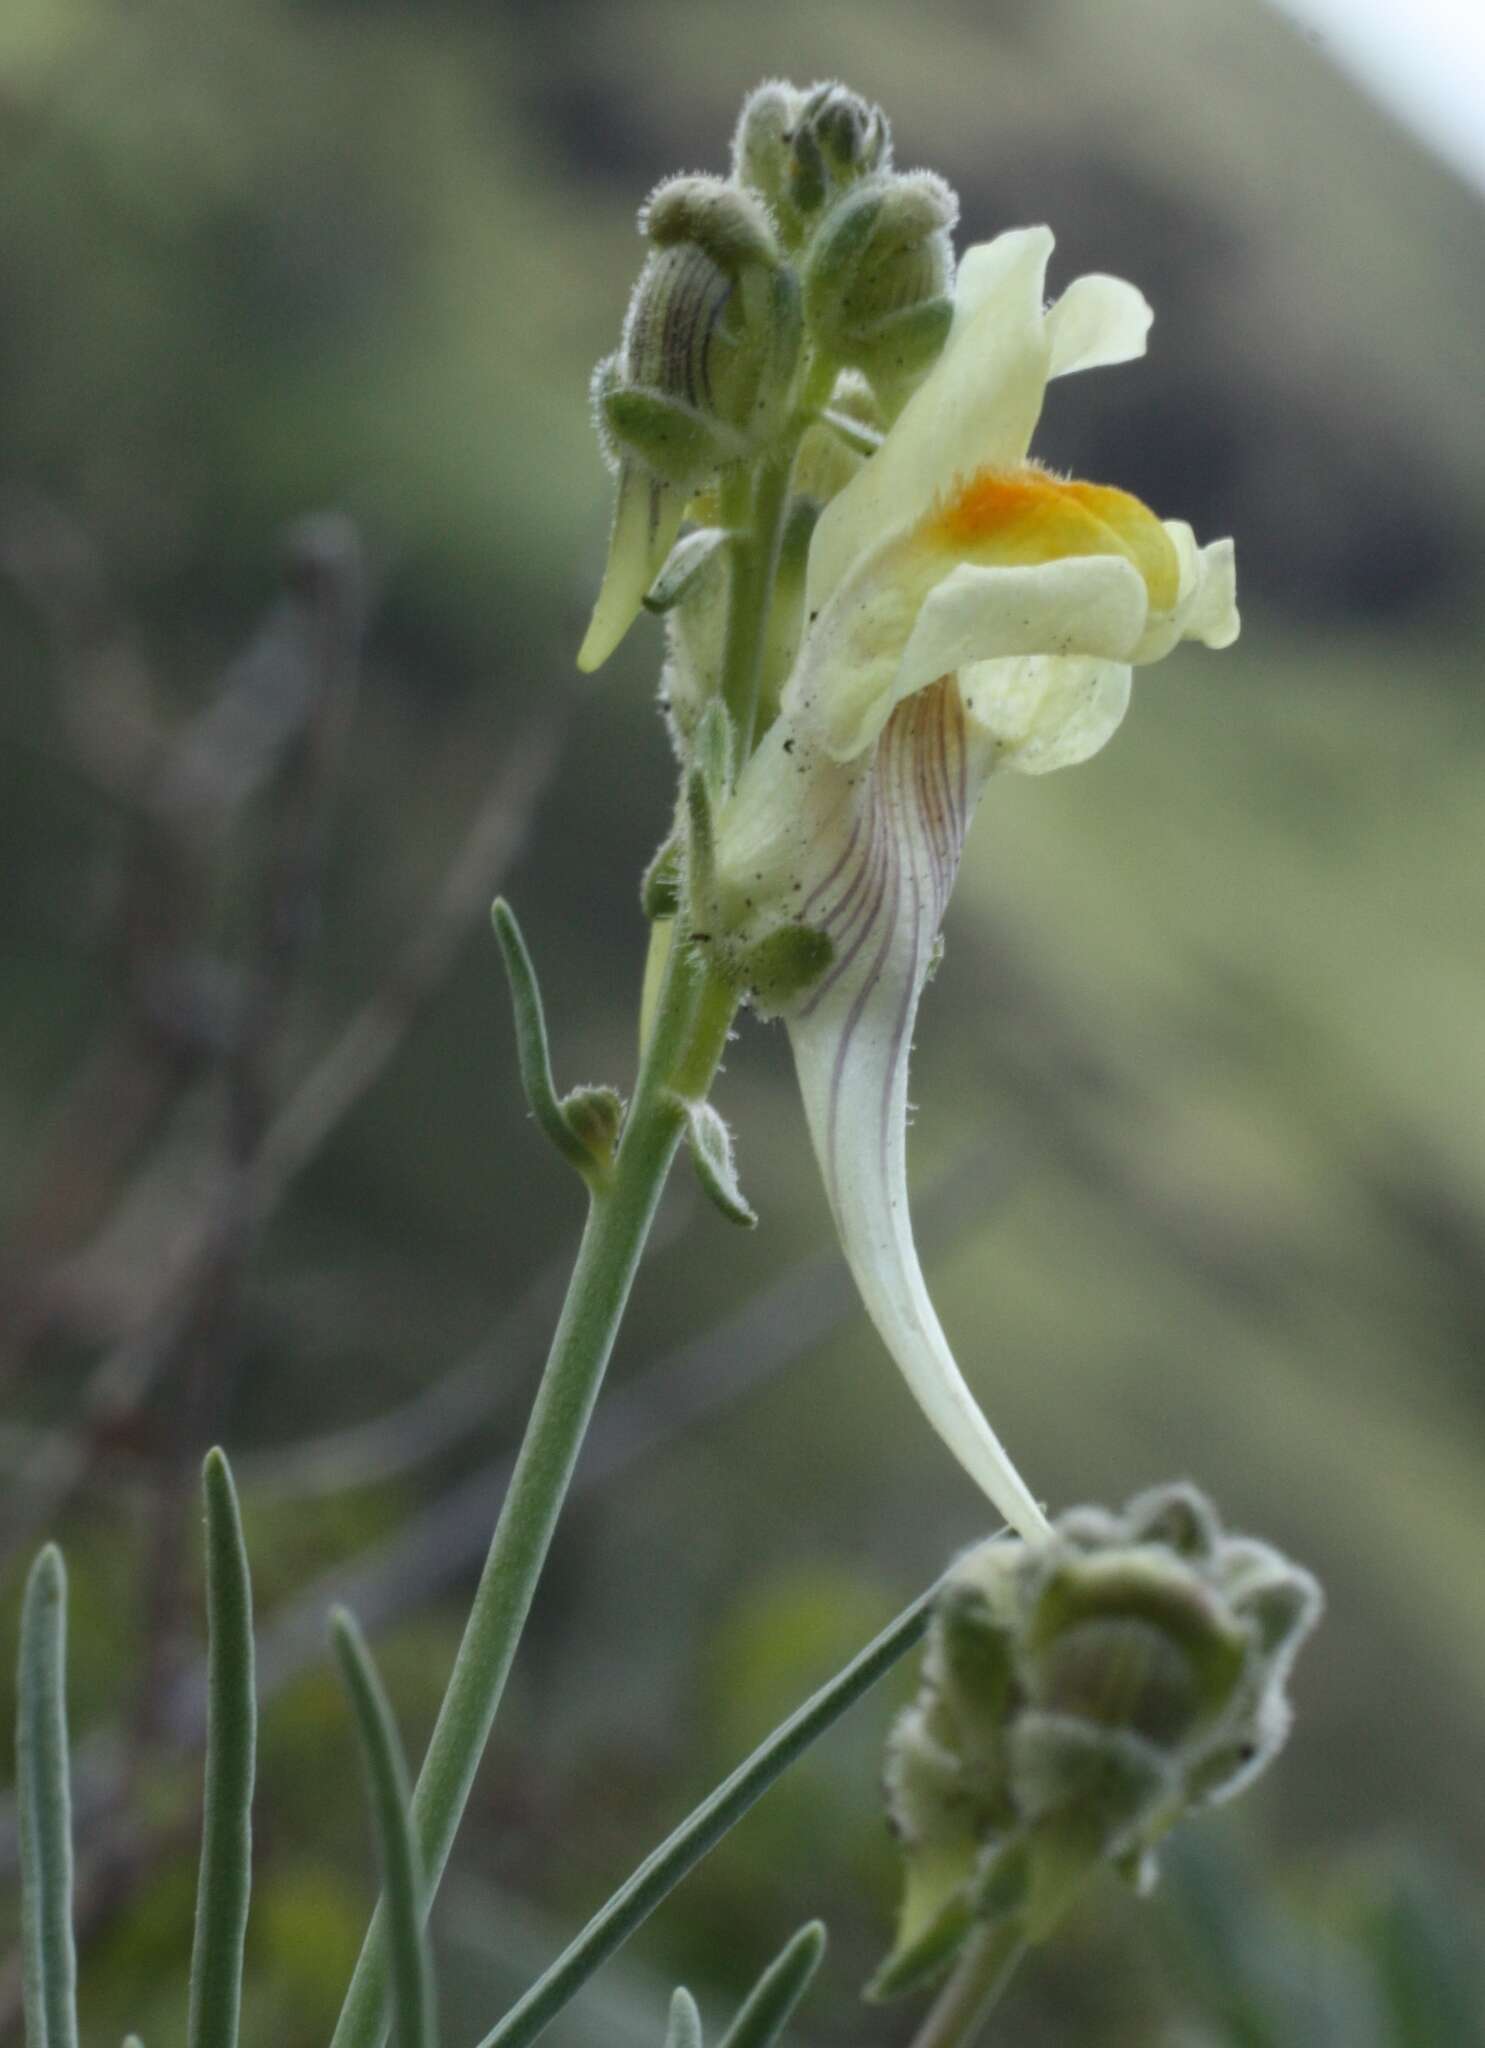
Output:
[1,0,1483,2045]
[1156,1837,1485,2048]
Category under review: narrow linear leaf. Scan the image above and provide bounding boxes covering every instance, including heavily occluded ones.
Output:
[642,527,730,615]
[188,1450,257,2048]
[663,1988,703,2048]
[818,408,882,457]
[475,1586,937,2048]
[675,1098,757,1227]
[16,1545,77,2048]
[641,839,682,923]
[864,1895,975,2003]
[332,1609,436,2048]
[717,1923,826,2048]
[492,899,612,1186]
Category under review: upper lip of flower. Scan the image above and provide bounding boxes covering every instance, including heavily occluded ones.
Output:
[784,226,1237,764]
[712,223,1239,1535]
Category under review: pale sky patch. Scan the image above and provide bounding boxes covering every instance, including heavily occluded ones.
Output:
[1268,0,1485,199]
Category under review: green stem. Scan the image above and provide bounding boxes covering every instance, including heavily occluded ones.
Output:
[905,1920,1028,2048]
[331,352,825,2048]
[474,1589,935,2048]
[720,454,793,753]
[718,348,837,754]
[329,938,736,2048]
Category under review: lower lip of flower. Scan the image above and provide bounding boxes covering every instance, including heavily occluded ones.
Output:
[919,463,1180,613]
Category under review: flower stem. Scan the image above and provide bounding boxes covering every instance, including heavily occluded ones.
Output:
[905,1922,1029,2048]
[330,346,828,2048]
[327,445,783,2045]
[328,936,737,2048]
[720,450,795,754]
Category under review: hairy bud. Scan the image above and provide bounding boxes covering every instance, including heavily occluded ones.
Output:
[734,78,892,247]
[873,1485,1321,1999]
[580,180,800,672]
[642,173,780,270]
[809,82,891,184]
[803,171,957,409]
[732,80,805,210]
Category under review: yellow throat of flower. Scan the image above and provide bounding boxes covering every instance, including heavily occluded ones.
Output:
[919,463,1180,614]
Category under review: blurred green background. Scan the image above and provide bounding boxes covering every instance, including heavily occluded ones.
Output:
[1,0,1483,2043]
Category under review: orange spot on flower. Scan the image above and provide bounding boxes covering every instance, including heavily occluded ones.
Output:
[928,466,1064,546]
[921,464,1179,613]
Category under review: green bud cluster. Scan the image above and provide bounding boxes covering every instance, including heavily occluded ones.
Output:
[581,79,962,678]
[729,81,957,414]
[874,1484,1321,1999]
[732,80,891,246]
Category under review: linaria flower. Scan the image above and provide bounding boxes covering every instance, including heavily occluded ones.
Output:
[712,226,1239,1538]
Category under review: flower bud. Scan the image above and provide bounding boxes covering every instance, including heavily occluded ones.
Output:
[579,179,800,673]
[808,82,891,185]
[602,193,794,489]
[803,172,957,408]
[734,79,891,247]
[642,173,780,271]
[731,79,806,212]
[873,1486,1321,2000]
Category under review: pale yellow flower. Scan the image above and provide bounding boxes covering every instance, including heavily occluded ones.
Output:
[714,226,1238,1537]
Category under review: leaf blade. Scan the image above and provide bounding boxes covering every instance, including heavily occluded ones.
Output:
[332,1609,436,2048]
[716,1921,826,2048]
[17,1545,77,2048]
[187,1451,258,2048]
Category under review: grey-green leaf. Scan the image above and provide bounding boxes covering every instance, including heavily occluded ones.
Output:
[677,1098,757,1227]
[818,408,882,457]
[17,1544,77,2048]
[643,528,731,615]
[716,1922,826,2048]
[332,1609,436,2048]
[492,899,616,1190]
[663,1988,703,2048]
[188,1451,258,2048]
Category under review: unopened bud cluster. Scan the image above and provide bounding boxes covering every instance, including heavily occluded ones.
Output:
[733,81,956,401]
[580,80,958,678]
[875,1484,1321,1998]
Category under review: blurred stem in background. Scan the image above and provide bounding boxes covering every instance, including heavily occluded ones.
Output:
[906,1924,1027,2048]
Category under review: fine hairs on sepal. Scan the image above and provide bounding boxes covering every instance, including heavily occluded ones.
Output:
[873,1484,1322,2000]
